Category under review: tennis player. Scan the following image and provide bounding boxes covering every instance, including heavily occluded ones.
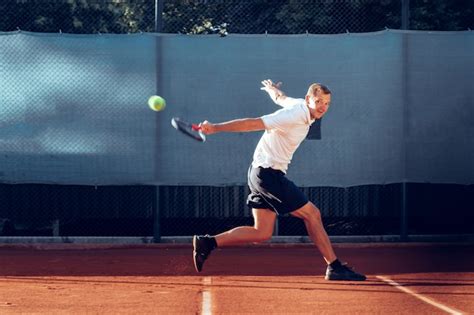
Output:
[193,79,366,281]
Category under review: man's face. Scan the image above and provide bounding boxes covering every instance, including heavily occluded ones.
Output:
[307,91,331,119]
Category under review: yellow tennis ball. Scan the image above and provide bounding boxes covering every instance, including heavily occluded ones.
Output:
[148,95,166,111]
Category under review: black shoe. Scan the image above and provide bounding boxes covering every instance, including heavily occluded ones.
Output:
[193,235,214,272]
[325,263,366,281]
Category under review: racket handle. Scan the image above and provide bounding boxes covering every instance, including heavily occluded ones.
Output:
[192,124,201,131]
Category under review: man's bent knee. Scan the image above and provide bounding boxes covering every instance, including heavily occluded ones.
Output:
[291,202,322,222]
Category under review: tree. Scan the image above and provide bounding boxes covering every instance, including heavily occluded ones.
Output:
[410,0,474,31]
[0,0,472,34]
[0,1,154,34]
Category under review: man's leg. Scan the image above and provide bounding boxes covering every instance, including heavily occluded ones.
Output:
[215,208,276,246]
[290,202,336,264]
[193,208,276,272]
[290,201,366,281]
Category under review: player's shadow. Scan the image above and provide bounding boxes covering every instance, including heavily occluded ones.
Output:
[1,276,473,296]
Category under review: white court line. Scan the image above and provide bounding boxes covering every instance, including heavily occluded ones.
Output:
[376,276,464,315]
[201,277,212,315]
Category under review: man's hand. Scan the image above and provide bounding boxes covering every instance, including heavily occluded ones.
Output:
[198,120,217,135]
[260,79,285,103]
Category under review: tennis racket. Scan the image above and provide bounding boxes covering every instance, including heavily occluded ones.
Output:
[171,117,206,142]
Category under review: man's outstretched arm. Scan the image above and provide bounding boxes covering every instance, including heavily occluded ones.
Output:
[199,118,265,135]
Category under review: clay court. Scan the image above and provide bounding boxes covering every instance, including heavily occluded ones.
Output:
[1,243,473,314]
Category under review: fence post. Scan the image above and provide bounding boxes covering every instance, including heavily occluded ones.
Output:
[401,183,407,240]
[155,0,164,33]
[152,1,165,243]
[401,0,410,30]
[400,0,410,241]
[153,187,161,242]
[273,217,279,237]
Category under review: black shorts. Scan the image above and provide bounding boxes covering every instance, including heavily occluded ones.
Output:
[247,166,309,215]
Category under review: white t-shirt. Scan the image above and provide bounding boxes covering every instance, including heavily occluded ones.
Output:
[252,97,315,173]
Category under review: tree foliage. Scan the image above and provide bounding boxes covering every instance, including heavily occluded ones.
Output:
[0,0,472,34]
[410,0,473,31]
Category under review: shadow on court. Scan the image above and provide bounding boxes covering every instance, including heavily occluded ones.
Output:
[0,243,473,277]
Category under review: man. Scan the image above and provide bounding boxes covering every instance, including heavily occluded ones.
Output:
[193,79,366,281]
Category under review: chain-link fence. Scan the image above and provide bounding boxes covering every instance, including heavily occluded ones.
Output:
[2,183,473,237]
[1,0,473,35]
[1,0,473,239]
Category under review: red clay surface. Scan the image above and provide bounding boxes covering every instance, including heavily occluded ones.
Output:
[0,243,473,314]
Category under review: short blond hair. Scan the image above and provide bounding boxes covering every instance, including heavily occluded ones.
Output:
[307,83,331,97]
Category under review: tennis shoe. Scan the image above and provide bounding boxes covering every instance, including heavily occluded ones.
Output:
[325,263,366,281]
[193,234,214,272]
